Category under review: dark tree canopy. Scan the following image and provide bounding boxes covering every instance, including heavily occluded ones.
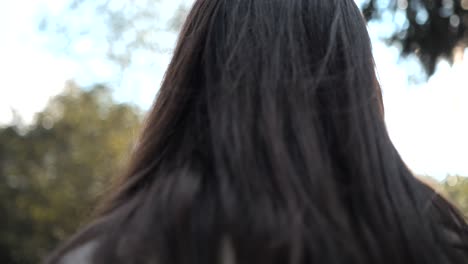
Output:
[0,83,142,263]
[363,0,468,75]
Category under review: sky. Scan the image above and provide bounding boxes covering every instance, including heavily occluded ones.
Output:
[0,0,467,180]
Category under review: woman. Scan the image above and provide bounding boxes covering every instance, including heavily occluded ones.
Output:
[46,0,468,263]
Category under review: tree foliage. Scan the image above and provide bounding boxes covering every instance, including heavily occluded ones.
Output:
[0,82,142,263]
[40,0,182,69]
[363,0,468,75]
[442,175,468,217]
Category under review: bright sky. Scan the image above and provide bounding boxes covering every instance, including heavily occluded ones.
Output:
[0,0,467,180]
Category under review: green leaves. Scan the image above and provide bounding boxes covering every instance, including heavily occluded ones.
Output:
[442,175,468,217]
[0,82,142,263]
[363,0,468,76]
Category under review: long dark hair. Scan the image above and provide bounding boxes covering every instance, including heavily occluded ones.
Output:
[46,0,468,263]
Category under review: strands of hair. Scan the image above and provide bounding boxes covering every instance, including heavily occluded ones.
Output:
[46,0,468,263]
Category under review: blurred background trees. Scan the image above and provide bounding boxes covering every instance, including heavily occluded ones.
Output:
[442,176,468,216]
[0,0,467,263]
[0,83,142,263]
[363,0,468,75]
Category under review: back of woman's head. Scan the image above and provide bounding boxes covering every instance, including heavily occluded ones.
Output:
[46,0,468,263]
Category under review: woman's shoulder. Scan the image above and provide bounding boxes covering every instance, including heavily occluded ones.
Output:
[57,240,99,264]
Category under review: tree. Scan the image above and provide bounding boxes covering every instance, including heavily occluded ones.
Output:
[39,0,188,70]
[418,175,468,217]
[362,0,468,75]
[442,175,468,217]
[0,82,142,263]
